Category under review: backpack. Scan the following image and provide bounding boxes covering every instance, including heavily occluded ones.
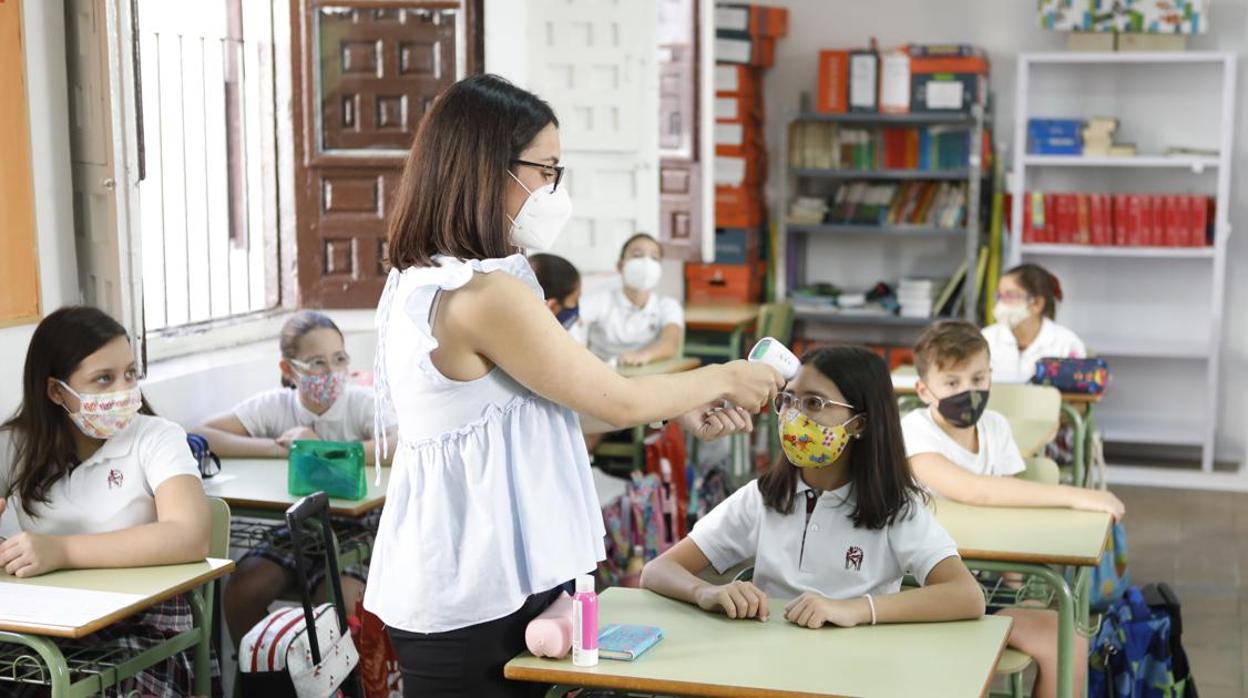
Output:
[1088,587,1183,698]
[644,422,689,544]
[1088,521,1131,613]
[186,433,221,479]
[1142,583,1198,697]
[686,466,730,529]
[597,472,669,587]
[1031,357,1110,394]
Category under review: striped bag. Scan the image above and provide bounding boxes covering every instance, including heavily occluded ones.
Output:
[239,603,359,698]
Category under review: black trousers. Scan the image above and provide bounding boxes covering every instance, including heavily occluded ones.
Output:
[387,586,566,697]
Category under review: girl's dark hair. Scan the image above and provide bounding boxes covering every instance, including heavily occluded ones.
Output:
[1005,263,1063,320]
[279,311,343,389]
[528,254,581,301]
[1,306,150,517]
[387,74,559,269]
[619,232,662,261]
[757,345,926,530]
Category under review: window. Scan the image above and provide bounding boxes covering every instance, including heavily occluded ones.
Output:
[137,0,281,332]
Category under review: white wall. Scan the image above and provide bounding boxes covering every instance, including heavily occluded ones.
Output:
[0,1,80,420]
[747,0,1248,466]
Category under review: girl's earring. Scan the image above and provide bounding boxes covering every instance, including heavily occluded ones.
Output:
[853,432,863,440]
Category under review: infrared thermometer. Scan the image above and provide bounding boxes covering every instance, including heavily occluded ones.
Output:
[748,337,800,381]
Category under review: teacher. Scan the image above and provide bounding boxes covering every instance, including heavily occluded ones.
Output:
[364,74,783,697]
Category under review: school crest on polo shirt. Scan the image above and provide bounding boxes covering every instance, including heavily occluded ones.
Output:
[107,468,124,490]
[844,545,864,571]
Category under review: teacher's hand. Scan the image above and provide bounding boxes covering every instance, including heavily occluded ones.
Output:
[720,361,784,413]
[679,403,753,442]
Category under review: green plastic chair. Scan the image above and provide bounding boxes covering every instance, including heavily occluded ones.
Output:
[756,302,795,462]
[985,384,1062,458]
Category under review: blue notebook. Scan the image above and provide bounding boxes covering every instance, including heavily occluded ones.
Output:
[598,624,663,661]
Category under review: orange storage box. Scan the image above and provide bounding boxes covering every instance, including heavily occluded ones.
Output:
[715,185,764,228]
[685,262,766,304]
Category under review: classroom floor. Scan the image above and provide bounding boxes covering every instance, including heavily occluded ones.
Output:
[1115,485,1247,698]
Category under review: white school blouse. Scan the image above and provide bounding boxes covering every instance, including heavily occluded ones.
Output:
[689,478,959,601]
[982,318,1086,384]
[363,254,606,634]
[0,415,201,536]
[233,385,380,443]
[580,284,685,361]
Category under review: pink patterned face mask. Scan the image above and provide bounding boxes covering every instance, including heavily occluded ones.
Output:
[56,381,143,440]
[289,363,347,413]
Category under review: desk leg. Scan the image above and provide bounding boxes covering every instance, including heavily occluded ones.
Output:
[189,587,211,697]
[971,561,1078,698]
[0,632,73,698]
[1061,402,1087,488]
[633,424,646,471]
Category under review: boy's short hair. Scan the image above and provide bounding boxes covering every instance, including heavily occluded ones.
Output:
[913,320,990,378]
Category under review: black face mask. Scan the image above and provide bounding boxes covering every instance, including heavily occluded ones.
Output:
[937,389,990,428]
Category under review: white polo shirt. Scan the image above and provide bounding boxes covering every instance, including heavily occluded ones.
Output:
[0,415,201,536]
[580,285,685,361]
[232,385,382,442]
[902,408,1025,486]
[688,479,959,601]
[982,318,1086,384]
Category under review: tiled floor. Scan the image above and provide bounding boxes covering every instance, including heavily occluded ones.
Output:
[1115,485,1246,698]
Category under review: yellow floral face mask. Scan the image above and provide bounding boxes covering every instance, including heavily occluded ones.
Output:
[778,408,858,469]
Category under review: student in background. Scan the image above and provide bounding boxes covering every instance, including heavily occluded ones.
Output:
[902,320,1122,698]
[529,253,586,345]
[982,264,1085,384]
[196,310,391,645]
[580,233,683,366]
[642,346,984,629]
[0,306,212,695]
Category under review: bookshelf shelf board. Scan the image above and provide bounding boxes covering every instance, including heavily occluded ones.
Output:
[792,112,976,125]
[1020,244,1214,259]
[1098,415,1205,447]
[787,223,967,237]
[790,168,971,181]
[1025,51,1233,65]
[1023,155,1220,170]
[1084,337,1210,360]
[793,308,942,327]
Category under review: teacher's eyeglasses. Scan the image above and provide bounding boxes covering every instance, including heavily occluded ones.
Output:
[511,160,565,193]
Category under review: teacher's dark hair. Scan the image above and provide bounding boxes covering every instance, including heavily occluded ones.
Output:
[1,306,153,517]
[757,346,926,530]
[387,74,559,269]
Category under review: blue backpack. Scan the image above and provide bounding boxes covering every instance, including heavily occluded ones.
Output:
[1089,586,1187,698]
[186,433,221,479]
[1089,521,1131,612]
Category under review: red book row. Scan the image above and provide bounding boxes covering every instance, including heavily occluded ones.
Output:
[1021,192,1213,248]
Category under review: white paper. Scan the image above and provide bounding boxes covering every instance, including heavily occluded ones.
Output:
[714,7,748,31]
[715,123,744,146]
[879,52,911,112]
[714,97,739,121]
[715,65,739,92]
[849,54,878,109]
[0,582,145,628]
[716,38,751,65]
[926,81,964,110]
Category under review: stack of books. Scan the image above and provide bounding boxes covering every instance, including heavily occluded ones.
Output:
[811,180,966,228]
[898,278,940,318]
[787,123,973,172]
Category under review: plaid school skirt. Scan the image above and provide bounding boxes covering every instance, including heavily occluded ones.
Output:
[2,595,220,698]
[241,510,380,591]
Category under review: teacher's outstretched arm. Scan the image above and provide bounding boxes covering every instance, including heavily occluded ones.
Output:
[439,270,783,431]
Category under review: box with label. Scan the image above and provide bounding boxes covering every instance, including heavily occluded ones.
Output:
[715,154,766,188]
[714,3,788,37]
[716,30,775,67]
[714,122,765,158]
[714,227,761,265]
[910,73,984,113]
[714,93,763,126]
[685,262,766,304]
[817,50,849,114]
[715,64,762,100]
[715,185,764,228]
[1038,0,1208,33]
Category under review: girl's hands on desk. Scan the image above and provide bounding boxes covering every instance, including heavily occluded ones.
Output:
[719,361,784,413]
[696,580,770,621]
[617,350,651,367]
[275,426,320,453]
[0,529,68,578]
[784,592,868,629]
[1070,488,1125,521]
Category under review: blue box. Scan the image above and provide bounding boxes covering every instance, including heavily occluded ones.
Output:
[714,227,760,264]
[1028,119,1083,155]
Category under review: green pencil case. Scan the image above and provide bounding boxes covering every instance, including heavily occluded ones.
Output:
[287,440,366,500]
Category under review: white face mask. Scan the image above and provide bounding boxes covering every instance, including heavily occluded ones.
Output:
[508,171,573,252]
[56,380,144,440]
[993,300,1031,329]
[622,257,663,292]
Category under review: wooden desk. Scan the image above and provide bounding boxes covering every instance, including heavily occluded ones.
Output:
[934,499,1112,698]
[685,303,761,360]
[205,459,389,518]
[0,559,233,696]
[0,559,234,639]
[506,588,1012,698]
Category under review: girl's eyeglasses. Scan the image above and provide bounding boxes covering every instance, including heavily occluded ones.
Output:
[512,159,565,192]
[773,391,856,416]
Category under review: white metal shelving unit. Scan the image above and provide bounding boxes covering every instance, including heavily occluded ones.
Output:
[1009,51,1237,476]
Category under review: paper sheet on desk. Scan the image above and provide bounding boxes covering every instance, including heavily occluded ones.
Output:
[0,582,145,628]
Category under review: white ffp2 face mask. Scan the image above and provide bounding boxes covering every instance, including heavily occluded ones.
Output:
[622,257,663,292]
[993,301,1031,329]
[508,171,573,252]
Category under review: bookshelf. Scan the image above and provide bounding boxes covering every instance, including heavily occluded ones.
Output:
[776,104,987,332]
[1009,51,1236,477]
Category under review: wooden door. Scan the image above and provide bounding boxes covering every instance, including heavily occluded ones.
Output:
[292,1,480,307]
